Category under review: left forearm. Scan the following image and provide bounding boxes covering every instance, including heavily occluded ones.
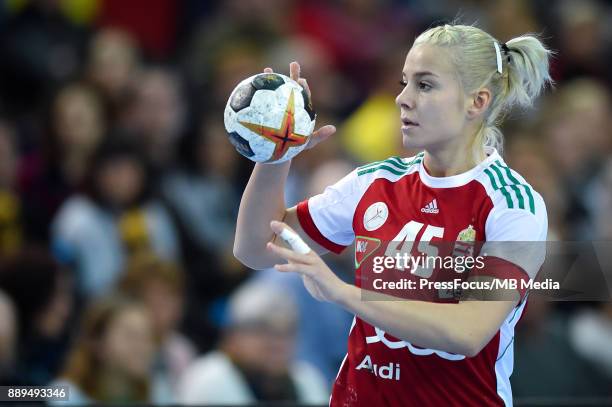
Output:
[334,284,505,357]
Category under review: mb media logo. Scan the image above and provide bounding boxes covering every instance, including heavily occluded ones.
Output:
[421,199,439,214]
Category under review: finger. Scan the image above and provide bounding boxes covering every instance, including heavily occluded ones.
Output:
[313,124,336,138]
[275,263,315,277]
[297,78,311,99]
[264,67,273,73]
[289,61,300,81]
[275,263,301,273]
[311,125,336,143]
[267,241,311,263]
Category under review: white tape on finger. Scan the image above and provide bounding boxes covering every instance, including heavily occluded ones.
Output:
[279,228,311,254]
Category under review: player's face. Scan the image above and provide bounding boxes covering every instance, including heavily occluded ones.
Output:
[396,44,470,150]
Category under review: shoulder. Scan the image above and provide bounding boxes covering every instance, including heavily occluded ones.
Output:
[475,158,547,240]
[179,351,243,388]
[52,196,105,234]
[57,196,97,215]
[309,152,423,209]
[290,361,329,404]
[177,351,252,404]
[476,158,546,217]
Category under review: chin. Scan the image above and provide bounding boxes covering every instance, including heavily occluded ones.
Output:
[402,130,452,152]
[402,133,427,150]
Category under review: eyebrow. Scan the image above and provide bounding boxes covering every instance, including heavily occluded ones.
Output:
[402,71,439,79]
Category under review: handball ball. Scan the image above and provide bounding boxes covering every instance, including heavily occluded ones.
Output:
[224,73,316,163]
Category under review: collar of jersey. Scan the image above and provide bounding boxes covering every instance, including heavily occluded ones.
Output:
[417,147,500,188]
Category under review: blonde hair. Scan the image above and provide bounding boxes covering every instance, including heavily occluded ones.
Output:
[414,24,553,160]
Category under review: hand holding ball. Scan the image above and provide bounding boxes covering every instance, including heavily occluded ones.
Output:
[224,73,316,163]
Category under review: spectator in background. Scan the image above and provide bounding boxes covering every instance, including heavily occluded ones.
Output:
[118,254,197,404]
[96,0,178,59]
[0,289,18,385]
[53,295,155,404]
[511,299,611,398]
[119,67,186,175]
[177,282,328,405]
[19,82,105,243]
[539,78,612,239]
[264,35,356,117]
[182,0,287,99]
[52,138,178,298]
[294,0,410,90]
[0,120,23,255]
[0,247,74,386]
[0,0,89,117]
[85,28,140,124]
[569,303,612,382]
[554,0,612,87]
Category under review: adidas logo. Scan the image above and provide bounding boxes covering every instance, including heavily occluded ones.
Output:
[421,199,439,214]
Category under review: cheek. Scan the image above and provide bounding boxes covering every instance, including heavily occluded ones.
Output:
[421,92,464,127]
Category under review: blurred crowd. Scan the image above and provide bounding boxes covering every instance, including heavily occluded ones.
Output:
[0,0,611,404]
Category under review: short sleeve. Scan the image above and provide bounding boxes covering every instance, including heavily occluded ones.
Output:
[481,190,548,286]
[296,168,365,254]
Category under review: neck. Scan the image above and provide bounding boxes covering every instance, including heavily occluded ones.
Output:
[423,125,487,177]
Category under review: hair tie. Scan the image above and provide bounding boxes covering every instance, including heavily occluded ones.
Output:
[501,43,512,64]
[493,41,503,74]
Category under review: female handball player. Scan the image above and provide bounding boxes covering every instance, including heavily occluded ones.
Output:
[234,23,552,406]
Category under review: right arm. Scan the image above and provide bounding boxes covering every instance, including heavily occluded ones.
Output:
[233,62,335,270]
[233,161,328,270]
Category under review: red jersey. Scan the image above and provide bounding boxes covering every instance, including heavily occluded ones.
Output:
[297,149,547,406]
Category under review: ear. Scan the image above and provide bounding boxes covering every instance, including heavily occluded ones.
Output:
[466,88,492,119]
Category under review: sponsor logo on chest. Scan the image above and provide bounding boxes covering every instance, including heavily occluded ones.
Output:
[355,354,401,380]
[420,198,439,214]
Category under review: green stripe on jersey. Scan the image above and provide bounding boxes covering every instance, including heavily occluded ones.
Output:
[484,161,536,214]
[358,164,407,176]
[357,152,423,177]
[522,185,536,215]
[485,167,513,208]
[495,160,536,214]
[358,157,407,171]
[490,163,525,210]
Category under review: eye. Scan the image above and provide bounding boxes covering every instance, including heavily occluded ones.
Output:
[418,81,432,91]
[399,80,407,87]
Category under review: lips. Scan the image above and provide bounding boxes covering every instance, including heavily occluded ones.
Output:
[401,117,418,126]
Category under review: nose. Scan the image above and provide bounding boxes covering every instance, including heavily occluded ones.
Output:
[395,85,415,110]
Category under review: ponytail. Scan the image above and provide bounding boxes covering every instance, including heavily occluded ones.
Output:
[505,35,554,109]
